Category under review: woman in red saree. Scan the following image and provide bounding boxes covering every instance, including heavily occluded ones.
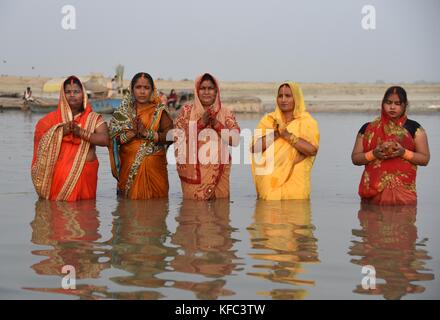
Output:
[174,73,240,200]
[108,72,173,199]
[351,86,430,205]
[31,76,109,201]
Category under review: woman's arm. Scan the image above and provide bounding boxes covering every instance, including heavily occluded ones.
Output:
[388,129,430,166]
[211,116,240,147]
[352,133,391,165]
[73,122,109,146]
[251,130,280,153]
[351,134,369,165]
[411,129,430,166]
[157,112,174,145]
[280,130,318,157]
[89,122,110,146]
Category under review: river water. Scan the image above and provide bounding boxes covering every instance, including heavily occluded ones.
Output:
[0,111,439,299]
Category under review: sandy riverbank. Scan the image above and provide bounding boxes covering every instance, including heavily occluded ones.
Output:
[1,75,439,113]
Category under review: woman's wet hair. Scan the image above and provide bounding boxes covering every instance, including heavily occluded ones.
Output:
[382,86,408,107]
[63,76,82,90]
[131,72,154,92]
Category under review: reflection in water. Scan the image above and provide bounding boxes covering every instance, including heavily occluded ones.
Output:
[109,198,176,299]
[26,198,242,299]
[349,204,434,300]
[25,200,111,299]
[170,199,240,299]
[247,200,319,299]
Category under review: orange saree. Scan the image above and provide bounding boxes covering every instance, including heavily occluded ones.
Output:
[31,79,103,201]
[109,92,170,199]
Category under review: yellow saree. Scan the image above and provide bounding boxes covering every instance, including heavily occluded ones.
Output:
[251,82,319,200]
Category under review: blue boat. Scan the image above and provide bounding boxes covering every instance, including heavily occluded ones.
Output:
[90,98,122,114]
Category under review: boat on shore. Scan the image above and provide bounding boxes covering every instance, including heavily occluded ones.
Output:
[27,98,58,113]
[26,97,122,114]
[90,98,121,114]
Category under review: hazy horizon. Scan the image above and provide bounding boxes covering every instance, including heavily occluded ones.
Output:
[1,0,439,83]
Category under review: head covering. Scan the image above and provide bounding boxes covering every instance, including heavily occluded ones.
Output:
[108,75,168,183]
[59,75,90,122]
[358,94,416,204]
[270,82,309,131]
[109,78,162,140]
[251,82,320,200]
[189,73,222,122]
[31,76,101,200]
[174,73,240,199]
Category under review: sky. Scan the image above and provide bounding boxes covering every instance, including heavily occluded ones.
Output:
[1,0,439,82]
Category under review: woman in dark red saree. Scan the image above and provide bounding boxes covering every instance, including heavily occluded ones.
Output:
[351,86,430,205]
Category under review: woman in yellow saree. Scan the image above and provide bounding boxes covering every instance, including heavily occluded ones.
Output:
[109,72,173,199]
[251,82,319,200]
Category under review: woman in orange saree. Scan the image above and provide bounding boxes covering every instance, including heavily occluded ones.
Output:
[352,86,431,205]
[31,76,109,201]
[174,73,240,200]
[109,72,173,199]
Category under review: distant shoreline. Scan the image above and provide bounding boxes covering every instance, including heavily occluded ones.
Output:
[1,75,439,113]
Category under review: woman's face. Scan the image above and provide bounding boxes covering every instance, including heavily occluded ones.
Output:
[277,85,295,113]
[383,93,405,119]
[64,83,84,111]
[133,77,153,104]
[198,79,217,107]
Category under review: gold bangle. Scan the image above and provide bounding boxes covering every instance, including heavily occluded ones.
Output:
[403,149,414,161]
[365,150,376,162]
[289,133,299,145]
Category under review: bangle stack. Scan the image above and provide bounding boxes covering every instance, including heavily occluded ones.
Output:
[289,132,300,146]
[143,129,155,141]
[119,131,131,144]
[80,128,92,142]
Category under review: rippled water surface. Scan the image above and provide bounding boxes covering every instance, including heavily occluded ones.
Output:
[0,111,439,299]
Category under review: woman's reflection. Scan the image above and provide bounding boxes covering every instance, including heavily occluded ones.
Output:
[170,199,239,299]
[247,200,319,299]
[108,198,176,299]
[349,203,434,300]
[26,200,110,299]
